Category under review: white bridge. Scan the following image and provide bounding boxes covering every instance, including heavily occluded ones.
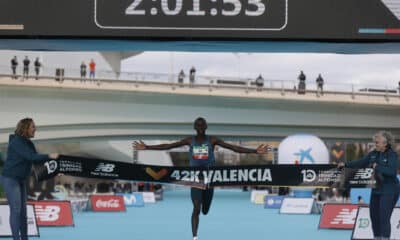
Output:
[0,75,399,163]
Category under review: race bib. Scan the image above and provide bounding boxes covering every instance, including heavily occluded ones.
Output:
[192,145,209,160]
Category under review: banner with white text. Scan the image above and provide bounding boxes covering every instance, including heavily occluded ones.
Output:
[34,155,376,189]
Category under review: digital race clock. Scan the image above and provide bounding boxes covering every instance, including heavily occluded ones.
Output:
[94,0,287,31]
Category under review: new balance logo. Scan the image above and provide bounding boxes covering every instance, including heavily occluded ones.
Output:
[331,208,357,225]
[35,206,60,222]
[94,163,115,173]
[354,169,373,180]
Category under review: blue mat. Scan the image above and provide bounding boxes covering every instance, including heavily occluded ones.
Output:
[15,189,351,240]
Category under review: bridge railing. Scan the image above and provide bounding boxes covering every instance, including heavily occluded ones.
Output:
[0,64,399,99]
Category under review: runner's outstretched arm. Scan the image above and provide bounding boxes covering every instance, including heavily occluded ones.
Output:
[213,137,270,154]
[133,137,191,150]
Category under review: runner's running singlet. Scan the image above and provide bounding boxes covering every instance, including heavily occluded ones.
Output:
[189,136,215,167]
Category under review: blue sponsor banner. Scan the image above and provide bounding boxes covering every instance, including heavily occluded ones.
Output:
[264,195,285,209]
[117,193,145,207]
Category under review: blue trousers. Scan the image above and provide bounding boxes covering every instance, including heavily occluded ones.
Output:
[370,193,399,238]
[2,176,28,240]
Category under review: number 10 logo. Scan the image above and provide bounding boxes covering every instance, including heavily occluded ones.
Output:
[301,169,316,182]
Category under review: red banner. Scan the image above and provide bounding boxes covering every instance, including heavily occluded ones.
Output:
[90,195,126,212]
[319,203,362,229]
[29,201,74,227]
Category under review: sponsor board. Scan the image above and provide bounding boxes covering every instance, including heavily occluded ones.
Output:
[142,192,156,203]
[264,195,285,209]
[90,195,126,212]
[280,198,314,214]
[352,206,400,240]
[319,204,361,229]
[118,193,145,207]
[0,204,39,237]
[251,190,269,203]
[254,193,267,204]
[29,201,74,227]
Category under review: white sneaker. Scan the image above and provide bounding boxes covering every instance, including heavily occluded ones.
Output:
[193,237,198,240]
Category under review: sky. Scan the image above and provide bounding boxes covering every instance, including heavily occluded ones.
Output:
[121,51,400,90]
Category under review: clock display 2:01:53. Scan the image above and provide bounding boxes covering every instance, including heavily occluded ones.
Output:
[125,0,266,17]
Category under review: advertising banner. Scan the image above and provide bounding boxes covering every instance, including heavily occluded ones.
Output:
[141,192,156,203]
[251,190,269,203]
[118,193,145,207]
[319,204,361,229]
[352,207,400,240]
[264,195,285,209]
[1,0,399,40]
[0,204,39,237]
[34,155,376,189]
[279,198,315,214]
[29,201,74,227]
[90,195,126,212]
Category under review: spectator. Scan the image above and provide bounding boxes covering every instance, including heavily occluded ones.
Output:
[112,183,123,193]
[96,182,110,193]
[138,182,145,192]
[357,195,365,204]
[23,56,30,80]
[80,62,87,81]
[178,69,185,86]
[89,59,96,80]
[123,183,132,193]
[189,66,196,87]
[255,74,264,91]
[1,118,58,240]
[317,188,329,201]
[316,74,324,96]
[338,131,399,240]
[37,179,55,200]
[11,56,18,79]
[154,184,164,200]
[298,70,306,94]
[330,142,345,165]
[34,57,41,80]
[278,187,290,196]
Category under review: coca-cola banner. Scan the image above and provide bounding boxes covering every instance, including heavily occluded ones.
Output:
[29,201,74,227]
[34,155,376,189]
[90,195,126,212]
